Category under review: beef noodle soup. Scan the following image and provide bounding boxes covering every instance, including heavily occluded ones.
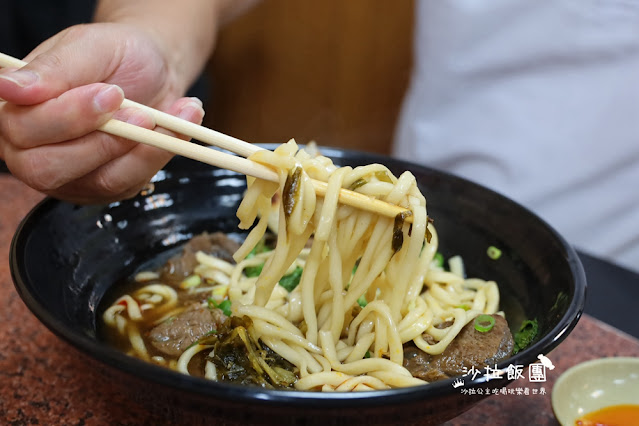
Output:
[101,141,523,391]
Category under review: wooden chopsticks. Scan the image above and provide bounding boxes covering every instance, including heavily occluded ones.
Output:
[0,52,412,221]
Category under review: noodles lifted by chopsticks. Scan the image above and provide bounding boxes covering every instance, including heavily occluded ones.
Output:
[102,139,502,391]
[227,140,500,391]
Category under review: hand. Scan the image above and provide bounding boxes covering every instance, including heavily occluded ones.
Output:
[0,23,205,204]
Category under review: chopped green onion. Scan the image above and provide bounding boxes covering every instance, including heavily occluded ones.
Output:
[433,252,444,268]
[279,266,303,292]
[208,298,232,317]
[512,319,538,354]
[244,263,264,277]
[218,300,232,317]
[487,246,502,260]
[357,294,368,308]
[245,238,271,276]
[247,238,271,258]
[456,304,471,311]
[179,275,201,289]
[364,350,371,359]
[211,284,229,299]
[474,314,495,332]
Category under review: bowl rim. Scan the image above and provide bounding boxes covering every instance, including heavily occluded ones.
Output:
[551,356,639,424]
[9,148,587,408]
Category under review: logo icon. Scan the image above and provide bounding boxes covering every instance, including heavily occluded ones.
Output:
[537,354,555,370]
[452,378,464,389]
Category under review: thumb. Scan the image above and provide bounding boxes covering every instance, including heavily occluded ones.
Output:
[0,26,122,105]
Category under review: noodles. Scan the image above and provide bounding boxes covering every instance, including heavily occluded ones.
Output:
[102,139,503,391]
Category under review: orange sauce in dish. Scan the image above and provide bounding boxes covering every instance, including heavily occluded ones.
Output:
[575,404,639,426]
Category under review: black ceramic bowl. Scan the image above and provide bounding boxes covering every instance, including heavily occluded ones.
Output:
[10,146,586,425]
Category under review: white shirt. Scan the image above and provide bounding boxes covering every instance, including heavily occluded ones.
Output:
[394,0,639,272]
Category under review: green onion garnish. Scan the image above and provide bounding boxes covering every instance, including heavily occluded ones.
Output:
[244,263,264,277]
[513,319,539,354]
[474,314,495,332]
[487,246,502,260]
[179,275,201,289]
[357,294,368,308]
[433,252,444,268]
[279,266,303,292]
[208,298,232,317]
[247,238,271,258]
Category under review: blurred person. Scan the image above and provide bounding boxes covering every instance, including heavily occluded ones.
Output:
[394,1,639,271]
[1,0,637,272]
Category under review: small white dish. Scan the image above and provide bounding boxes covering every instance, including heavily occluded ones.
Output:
[552,357,639,425]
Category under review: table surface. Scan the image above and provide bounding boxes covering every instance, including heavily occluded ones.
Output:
[1,174,638,426]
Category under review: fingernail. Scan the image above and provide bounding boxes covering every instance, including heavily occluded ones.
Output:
[178,100,204,120]
[189,97,203,107]
[0,69,39,88]
[94,85,124,113]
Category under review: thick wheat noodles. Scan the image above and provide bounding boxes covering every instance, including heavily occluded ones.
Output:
[229,140,499,391]
[102,139,501,391]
